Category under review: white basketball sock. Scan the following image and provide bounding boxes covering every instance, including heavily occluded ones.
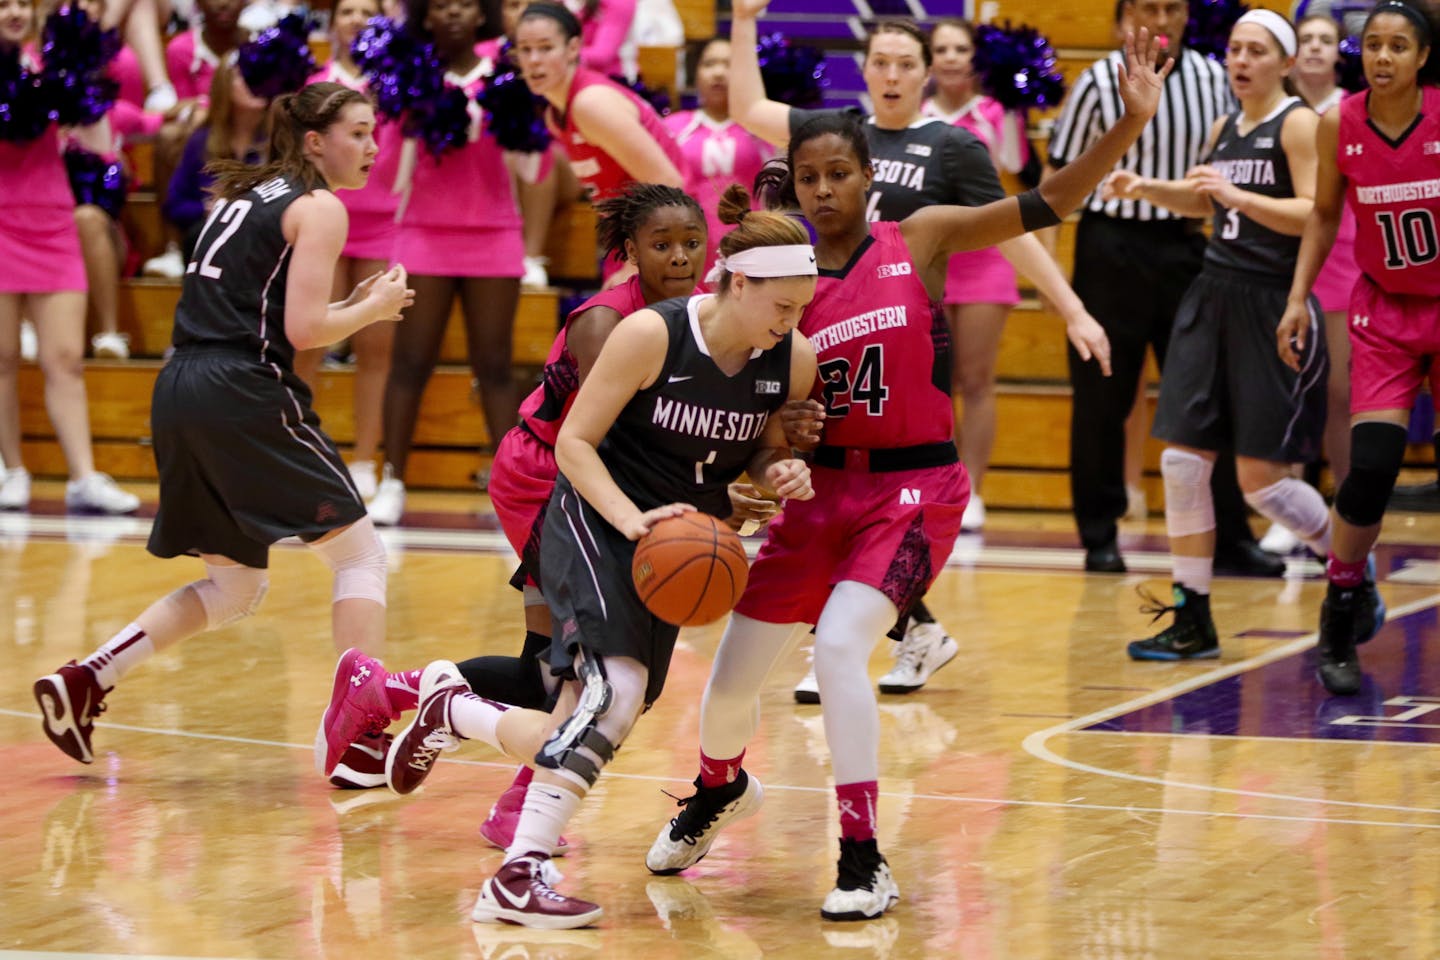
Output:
[82,622,154,690]
[447,692,508,752]
[506,780,582,861]
[1172,555,1214,595]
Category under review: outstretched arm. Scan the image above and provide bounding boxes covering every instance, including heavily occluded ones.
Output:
[727,0,795,148]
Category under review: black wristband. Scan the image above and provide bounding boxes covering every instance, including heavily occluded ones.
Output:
[1018,189,1062,231]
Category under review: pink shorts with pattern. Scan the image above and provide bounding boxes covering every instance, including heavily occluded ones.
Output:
[488,425,558,588]
[1348,275,1440,415]
[735,460,970,626]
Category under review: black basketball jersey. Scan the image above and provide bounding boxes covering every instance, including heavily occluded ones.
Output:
[789,107,1005,221]
[598,295,793,518]
[1203,98,1308,277]
[172,173,310,368]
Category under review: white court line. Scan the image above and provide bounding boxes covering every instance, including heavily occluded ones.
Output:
[2,706,1435,832]
[1021,593,1440,817]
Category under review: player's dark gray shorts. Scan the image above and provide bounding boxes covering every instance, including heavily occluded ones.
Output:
[540,474,680,707]
[1152,266,1328,463]
[147,347,366,568]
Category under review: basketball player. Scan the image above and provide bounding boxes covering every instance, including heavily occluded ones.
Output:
[380,190,820,928]
[1101,11,1360,661]
[643,29,1171,922]
[32,84,415,767]
[1278,0,1440,694]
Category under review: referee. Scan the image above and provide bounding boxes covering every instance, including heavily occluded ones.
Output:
[1047,0,1282,576]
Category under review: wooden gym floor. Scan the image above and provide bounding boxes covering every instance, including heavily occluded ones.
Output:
[3,485,1440,960]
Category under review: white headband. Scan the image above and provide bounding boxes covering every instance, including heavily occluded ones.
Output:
[1234,9,1298,57]
[704,244,818,285]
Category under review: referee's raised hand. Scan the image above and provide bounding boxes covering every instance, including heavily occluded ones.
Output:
[1116,28,1174,123]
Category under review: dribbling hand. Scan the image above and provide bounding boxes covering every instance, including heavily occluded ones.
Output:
[1115,28,1174,123]
[622,503,696,541]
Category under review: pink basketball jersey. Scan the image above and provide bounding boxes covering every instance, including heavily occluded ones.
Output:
[547,67,686,201]
[1339,87,1440,298]
[803,221,952,448]
[518,273,651,446]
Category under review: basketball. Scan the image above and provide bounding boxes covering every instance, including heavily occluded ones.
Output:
[632,513,749,626]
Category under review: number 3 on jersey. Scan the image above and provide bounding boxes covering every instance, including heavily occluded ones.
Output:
[819,344,889,417]
[187,199,253,279]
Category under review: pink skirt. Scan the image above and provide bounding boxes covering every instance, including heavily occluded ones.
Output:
[390,224,524,278]
[0,206,86,293]
[943,246,1019,306]
[343,207,398,262]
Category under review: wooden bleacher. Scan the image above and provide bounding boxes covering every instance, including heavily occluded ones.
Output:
[20,0,1423,509]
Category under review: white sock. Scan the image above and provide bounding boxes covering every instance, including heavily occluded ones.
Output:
[446,691,509,751]
[81,623,154,689]
[1244,477,1332,557]
[506,781,582,861]
[1172,555,1213,595]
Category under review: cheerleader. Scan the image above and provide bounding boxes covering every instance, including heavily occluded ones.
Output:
[368,0,526,525]
[0,0,140,514]
[293,0,398,500]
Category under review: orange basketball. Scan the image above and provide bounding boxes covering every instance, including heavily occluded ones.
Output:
[632,513,749,626]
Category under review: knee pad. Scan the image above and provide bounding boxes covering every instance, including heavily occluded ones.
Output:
[1161,448,1216,538]
[1244,476,1330,542]
[194,563,269,629]
[310,516,387,606]
[535,650,618,789]
[1336,421,1408,527]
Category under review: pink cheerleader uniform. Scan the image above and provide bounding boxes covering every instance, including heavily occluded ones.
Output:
[309,60,400,262]
[664,110,772,280]
[110,44,146,108]
[1310,88,1361,314]
[391,62,524,277]
[545,66,684,201]
[0,125,87,294]
[565,0,635,78]
[923,95,1026,307]
[165,28,221,103]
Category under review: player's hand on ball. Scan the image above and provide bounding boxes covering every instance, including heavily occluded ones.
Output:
[764,458,813,501]
[623,502,696,541]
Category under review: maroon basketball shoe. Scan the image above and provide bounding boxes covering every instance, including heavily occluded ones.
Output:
[385,660,469,795]
[470,853,603,929]
[33,661,109,764]
[316,648,395,778]
[330,731,393,789]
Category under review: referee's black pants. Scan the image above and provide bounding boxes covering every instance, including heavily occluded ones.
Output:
[1067,213,1257,552]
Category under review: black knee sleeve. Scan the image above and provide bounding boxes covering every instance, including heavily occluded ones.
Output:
[1335,421,1408,527]
[456,630,551,710]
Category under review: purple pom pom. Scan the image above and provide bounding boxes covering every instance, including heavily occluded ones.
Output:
[756,33,826,110]
[353,17,445,119]
[1338,33,1367,92]
[972,22,1067,111]
[237,13,318,100]
[1185,0,1250,61]
[40,5,120,127]
[476,45,549,153]
[0,46,53,143]
[64,146,128,218]
[406,84,473,158]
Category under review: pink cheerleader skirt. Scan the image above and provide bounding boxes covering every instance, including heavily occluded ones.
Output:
[0,206,87,293]
[343,207,398,262]
[943,246,1019,307]
[391,224,524,278]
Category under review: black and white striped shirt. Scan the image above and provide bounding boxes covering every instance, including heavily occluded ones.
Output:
[1049,48,1234,221]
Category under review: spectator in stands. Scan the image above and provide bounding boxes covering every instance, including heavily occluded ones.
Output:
[725,2,1110,698]
[143,0,246,278]
[293,0,395,501]
[559,0,633,78]
[105,0,178,111]
[162,54,268,263]
[0,0,142,514]
[1047,0,1283,576]
[368,0,526,525]
[663,36,773,280]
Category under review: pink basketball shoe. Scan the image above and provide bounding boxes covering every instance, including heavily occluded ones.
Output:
[34,661,109,764]
[479,769,571,855]
[316,648,394,777]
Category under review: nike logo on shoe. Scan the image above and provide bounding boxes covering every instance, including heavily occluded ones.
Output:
[494,878,532,910]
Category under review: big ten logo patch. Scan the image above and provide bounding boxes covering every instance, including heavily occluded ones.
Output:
[754,379,782,395]
[877,261,913,279]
